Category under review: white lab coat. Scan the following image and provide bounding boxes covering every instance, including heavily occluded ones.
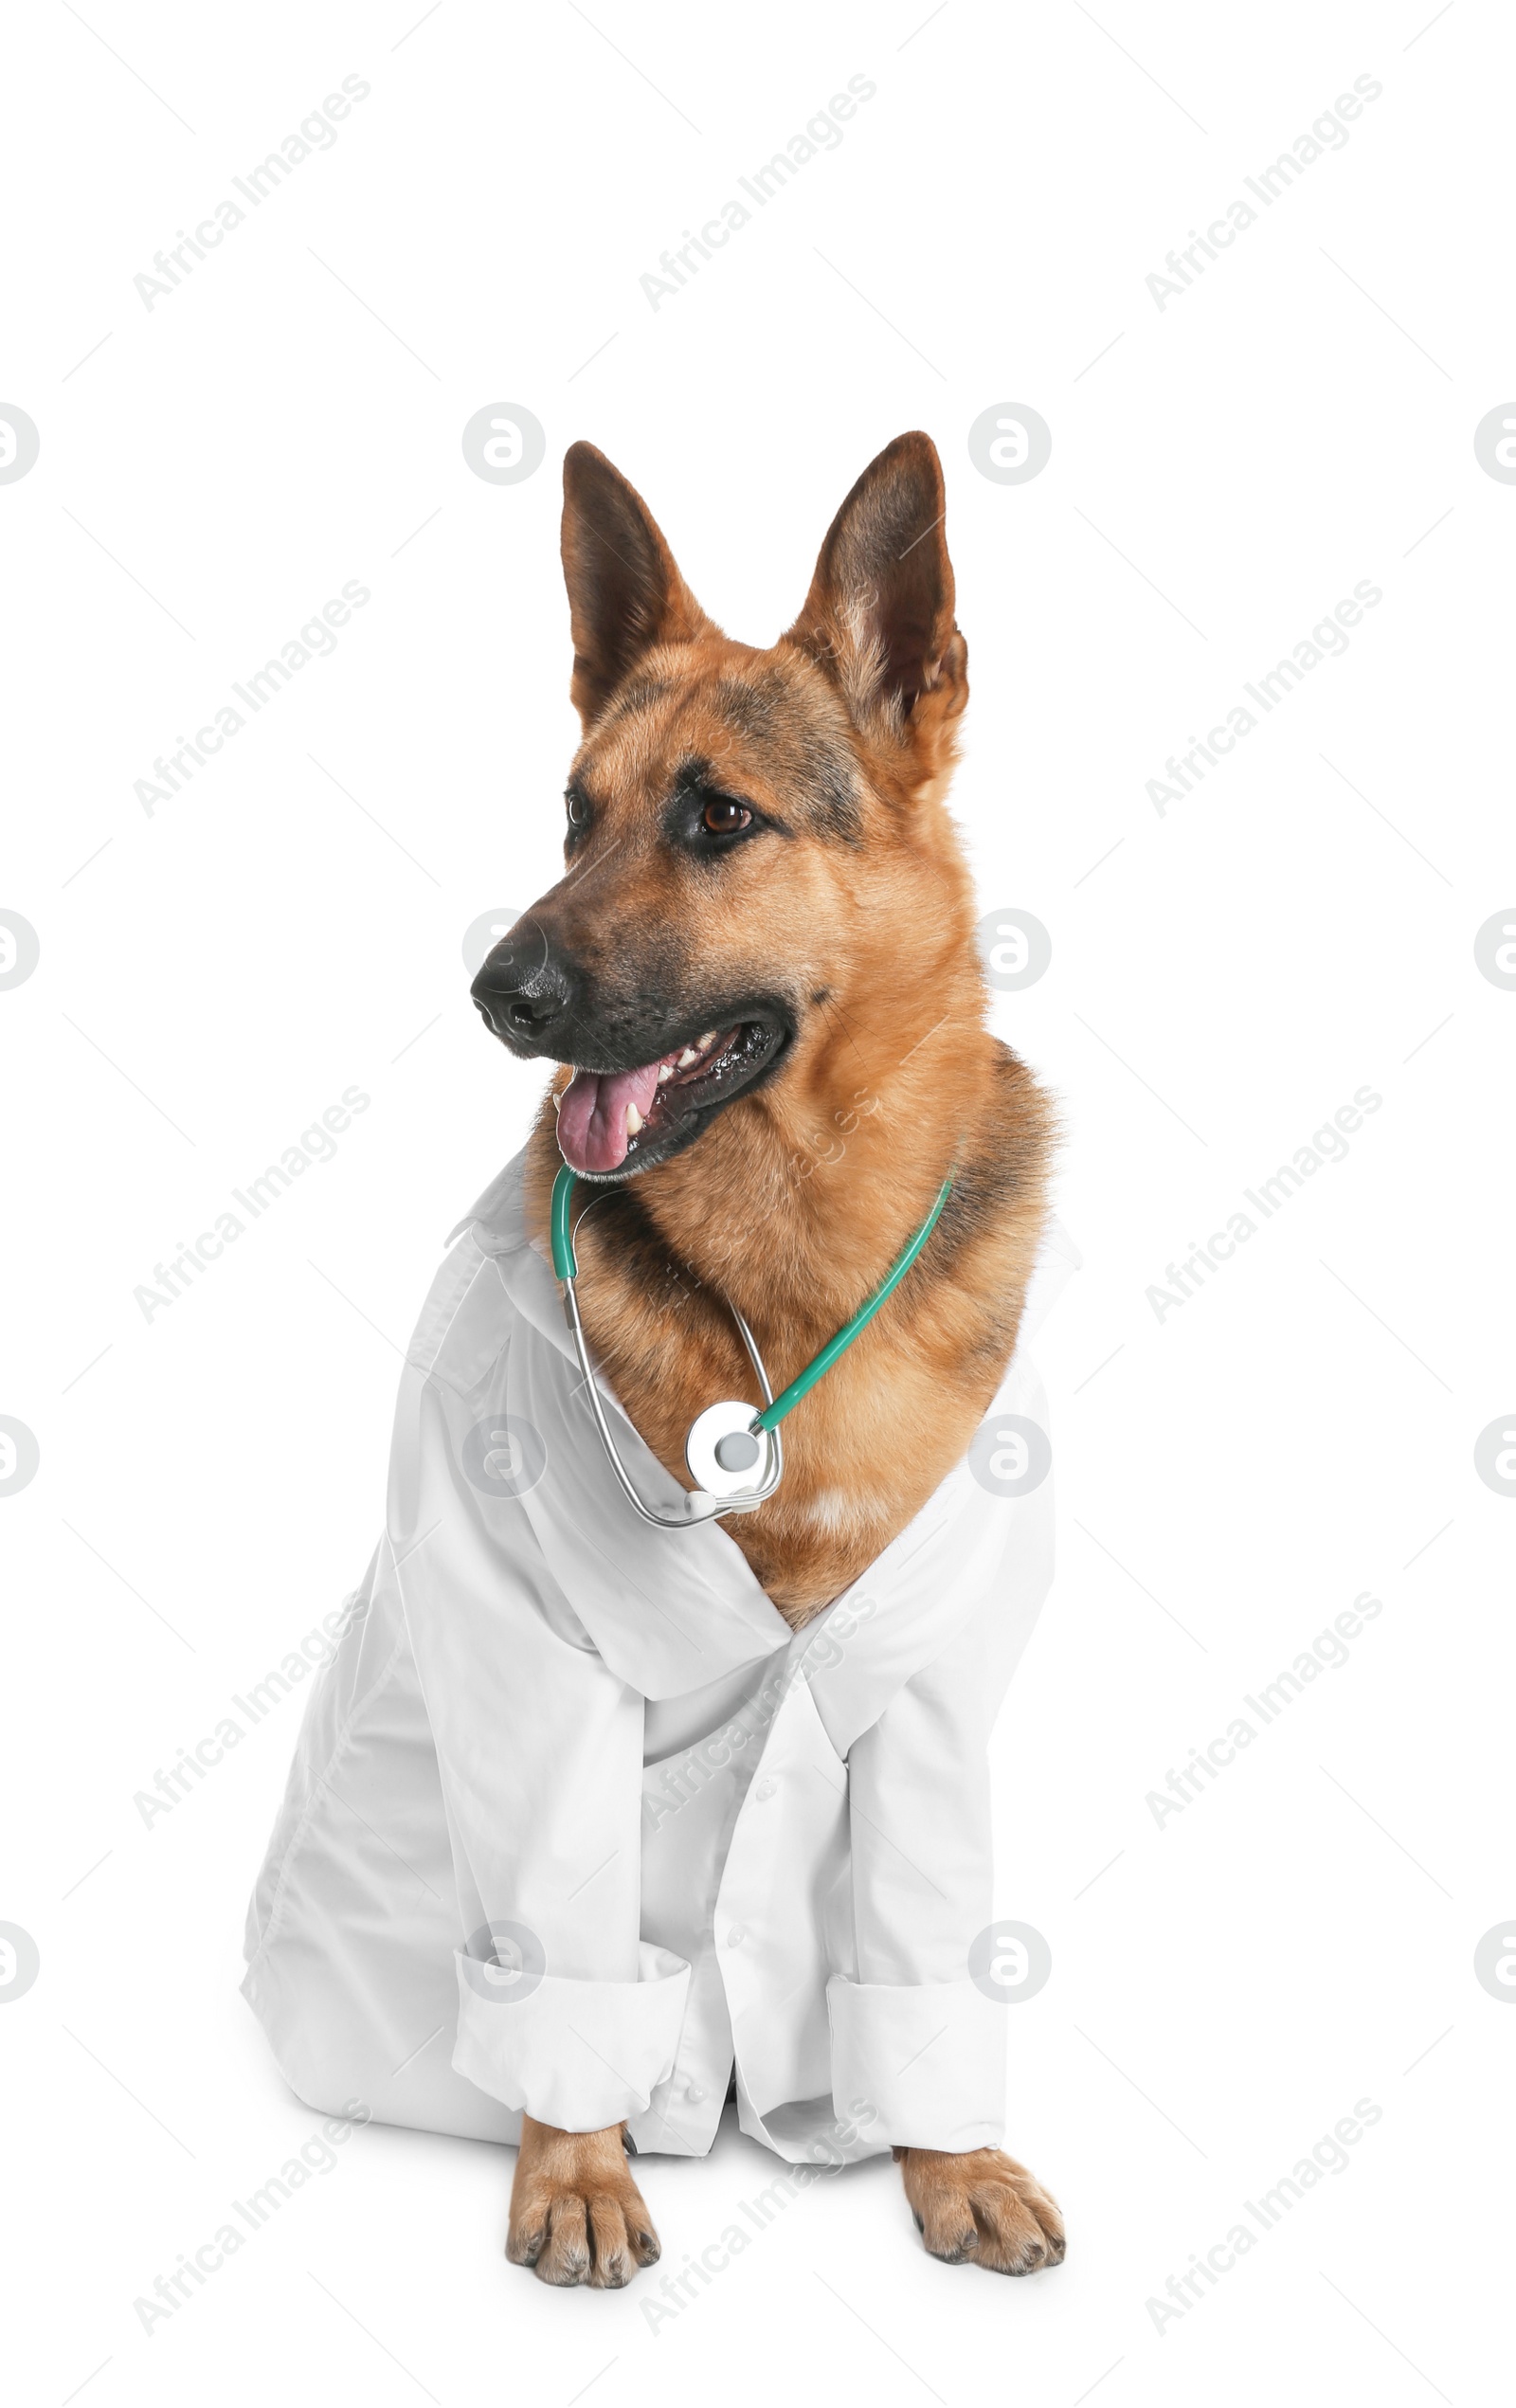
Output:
[242,1150,1075,2167]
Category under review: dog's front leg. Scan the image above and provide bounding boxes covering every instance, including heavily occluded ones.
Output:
[895,2145,1065,2275]
[506,2114,661,2289]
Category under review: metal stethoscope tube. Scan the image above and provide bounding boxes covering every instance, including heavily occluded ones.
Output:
[561,1276,784,1528]
[550,1158,953,1533]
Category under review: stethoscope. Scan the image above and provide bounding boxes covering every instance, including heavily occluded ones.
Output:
[550,1161,955,1529]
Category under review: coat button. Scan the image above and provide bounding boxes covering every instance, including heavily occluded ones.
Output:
[726,1925,746,1947]
[754,1778,776,1801]
[684,2081,706,2104]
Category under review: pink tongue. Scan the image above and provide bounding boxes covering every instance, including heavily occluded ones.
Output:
[556,1059,663,1174]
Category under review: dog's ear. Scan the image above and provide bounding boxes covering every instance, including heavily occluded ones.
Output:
[785,431,966,777]
[561,443,712,728]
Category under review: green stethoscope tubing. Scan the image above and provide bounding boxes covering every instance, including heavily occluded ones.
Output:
[550,1158,954,1464]
[751,1172,954,1431]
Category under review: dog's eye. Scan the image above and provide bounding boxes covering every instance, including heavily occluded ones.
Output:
[701,797,750,835]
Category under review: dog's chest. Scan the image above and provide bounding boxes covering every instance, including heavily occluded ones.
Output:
[575,1276,1000,1623]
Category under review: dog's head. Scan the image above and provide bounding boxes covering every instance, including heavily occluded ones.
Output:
[472,432,979,1181]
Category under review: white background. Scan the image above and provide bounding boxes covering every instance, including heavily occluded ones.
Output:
[3,1,1512,2400]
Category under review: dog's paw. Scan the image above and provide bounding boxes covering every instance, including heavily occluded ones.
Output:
[896,2145,1065,2275]
[507,2118,661,2289]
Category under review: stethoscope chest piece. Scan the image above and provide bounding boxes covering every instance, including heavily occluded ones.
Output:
[685,1401,773,1503]
[549,1158,952,1532]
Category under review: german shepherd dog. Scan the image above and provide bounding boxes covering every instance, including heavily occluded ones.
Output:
[470,432,1063,2284]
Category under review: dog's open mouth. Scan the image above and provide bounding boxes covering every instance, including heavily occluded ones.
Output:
[556,1019,782,1177]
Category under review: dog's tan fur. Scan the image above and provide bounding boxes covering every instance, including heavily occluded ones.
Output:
[506,2116,661,2288]
[501,433,1061,2280]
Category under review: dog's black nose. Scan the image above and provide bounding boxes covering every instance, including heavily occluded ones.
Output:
[470,932,580,1052]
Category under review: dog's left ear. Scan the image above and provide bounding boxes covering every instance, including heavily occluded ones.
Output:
[785,431,966,777]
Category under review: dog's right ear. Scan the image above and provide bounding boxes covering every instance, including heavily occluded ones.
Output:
[560,444,712,728]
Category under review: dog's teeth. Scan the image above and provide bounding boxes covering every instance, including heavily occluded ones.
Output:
[657,1064,675,1084]
[624,1103,643,1134]
[698,1031,716,1048]
[677,1047,698,1068]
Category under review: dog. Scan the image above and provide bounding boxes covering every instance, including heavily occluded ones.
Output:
[466,431,1064,2282]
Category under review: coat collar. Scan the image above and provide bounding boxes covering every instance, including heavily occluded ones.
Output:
[443,1148,1078,1715]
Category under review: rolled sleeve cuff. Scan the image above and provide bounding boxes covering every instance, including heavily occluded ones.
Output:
[453,1943,692,2131]
[826,1976,1006,2153]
